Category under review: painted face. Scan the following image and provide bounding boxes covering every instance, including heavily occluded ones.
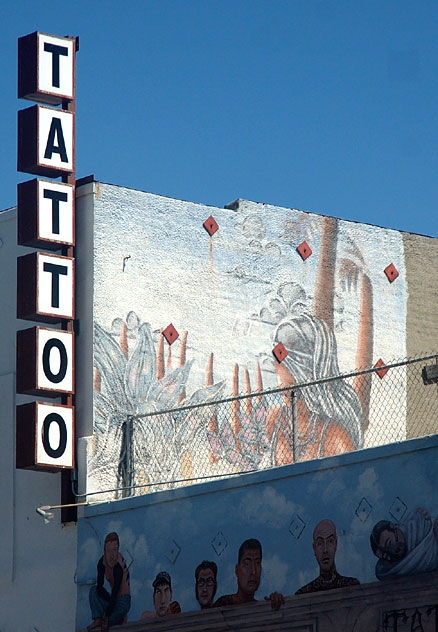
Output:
[313,521,337,573]
[235,548,261,598]
[377,527,406,562]
[153,583,171,617]
[104,540,119,568]
[196,568,216,607]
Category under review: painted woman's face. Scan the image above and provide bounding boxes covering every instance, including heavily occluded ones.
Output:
[377,527,406,562]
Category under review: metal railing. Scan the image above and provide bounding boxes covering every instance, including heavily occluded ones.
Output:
[89,354,438,500]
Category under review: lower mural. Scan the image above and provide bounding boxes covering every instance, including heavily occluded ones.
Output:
[80,514,438,631]
[75,438,438,631]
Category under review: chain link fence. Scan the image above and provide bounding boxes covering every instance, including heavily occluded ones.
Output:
[89,354,438,500]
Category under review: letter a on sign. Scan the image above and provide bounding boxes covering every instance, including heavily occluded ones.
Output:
[39,106,74,172]
[17,105,74,176]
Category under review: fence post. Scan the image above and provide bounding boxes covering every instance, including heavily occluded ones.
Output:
[291,390,298,463]
[117,415,134,497]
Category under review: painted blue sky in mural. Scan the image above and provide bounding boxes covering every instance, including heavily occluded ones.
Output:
[75,437,438,628]
[1,0,437,238]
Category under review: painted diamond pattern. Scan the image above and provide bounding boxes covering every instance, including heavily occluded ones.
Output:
[162,323,179,345]
[390,496,407,523]
[123,549,134,569]
[203,215,219,236]
[296,241,312,261]
[165,539,181,564]
[273,342,288,363]
[212,531,228,556]
[289,515,306,540]
[355,497,372,523]
[374,358,389,379]
[384,263,399,283]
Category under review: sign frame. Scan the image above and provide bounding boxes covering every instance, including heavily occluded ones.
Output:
[18,31,76,105]
[17,178,75,248]
[16,401,75,471]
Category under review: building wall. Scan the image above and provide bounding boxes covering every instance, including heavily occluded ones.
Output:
[0,207,77,632]
[75,435,438,629]
[403,231,438,437]
[78,182,437,499]
[2,180,436,631]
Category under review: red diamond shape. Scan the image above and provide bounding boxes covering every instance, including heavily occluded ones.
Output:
[384,263,399,283]
[273,342,288,363]
[162,323,179,345]
[203,216,219,236]
[374,358,389,379]
[296,241,312,261]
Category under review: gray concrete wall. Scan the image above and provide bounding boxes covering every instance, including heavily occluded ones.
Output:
[0,207,77,632]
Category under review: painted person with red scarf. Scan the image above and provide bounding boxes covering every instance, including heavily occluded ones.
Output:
[87,532,131,631]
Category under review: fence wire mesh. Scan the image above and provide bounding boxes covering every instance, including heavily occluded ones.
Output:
[88,354,438,500]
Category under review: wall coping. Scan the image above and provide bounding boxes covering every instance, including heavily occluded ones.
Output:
[83,434,438,519]
[103,571,438,632]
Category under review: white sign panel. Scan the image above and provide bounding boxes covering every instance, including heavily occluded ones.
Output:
[38,105,74,172]
[36,402,74,468]
[37,33,74,101]
[38,179,74,244]
[37,252,74,319]
[37,328,74,393]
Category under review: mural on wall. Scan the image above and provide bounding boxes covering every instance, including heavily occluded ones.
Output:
[92,314,226,496]
[88,187,407,495]
[370,508,438,580]
[88,532,131,630]
[76,441,438,630]
[294,519,360,594]
[140,571,181,619]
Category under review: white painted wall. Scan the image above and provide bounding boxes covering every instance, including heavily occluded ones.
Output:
[0,206,77,632]
[84,183,410,499]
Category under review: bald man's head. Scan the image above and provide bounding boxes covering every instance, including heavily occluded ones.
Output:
[312,519,337,574]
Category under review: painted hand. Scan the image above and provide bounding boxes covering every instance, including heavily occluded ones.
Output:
[265,591,285,610]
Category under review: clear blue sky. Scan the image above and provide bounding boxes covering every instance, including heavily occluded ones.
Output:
[2,0,437,237]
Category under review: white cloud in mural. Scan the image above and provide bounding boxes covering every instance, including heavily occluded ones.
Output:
[77,536,100,580]
[334,467,386,584]
[357,467,383,501]
[334,533,365,581]
[141,499,197,542]
[106,520,136,550]
[338,534,375,583]
[132,534,150,567]
[129,577,145,602]
[260,553,289,594]
[239,486,297,530]
[349,467,385,537]
[104,521,153,585]
[305,467,346,505]
[296,567,315,592]
[215,559,238,597]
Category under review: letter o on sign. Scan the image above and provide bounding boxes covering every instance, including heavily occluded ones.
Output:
[35,402,74,468]
[36,328,74,393]
[42,337,68,383]
[42,412,67,458]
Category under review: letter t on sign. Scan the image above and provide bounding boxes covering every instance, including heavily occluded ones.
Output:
[18,32,76,104]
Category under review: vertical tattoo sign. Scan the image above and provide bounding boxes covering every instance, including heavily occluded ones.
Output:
[16,32,78,471]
